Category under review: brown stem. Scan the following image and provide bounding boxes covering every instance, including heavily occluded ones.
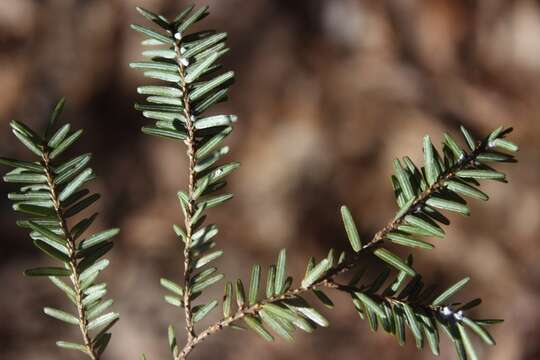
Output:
[177,141,487,358]
[174,37,198,342]
[42,153,98,360]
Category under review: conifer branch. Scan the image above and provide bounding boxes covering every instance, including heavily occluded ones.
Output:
[173,26,198,342]
[130,4,517,360]
[131,5,237,358]
[174,123,516,358]
[41,152,98,360]
[1,101,119,358]
[325,128,512,278]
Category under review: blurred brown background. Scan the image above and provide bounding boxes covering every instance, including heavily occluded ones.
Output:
[0,0,539,359]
